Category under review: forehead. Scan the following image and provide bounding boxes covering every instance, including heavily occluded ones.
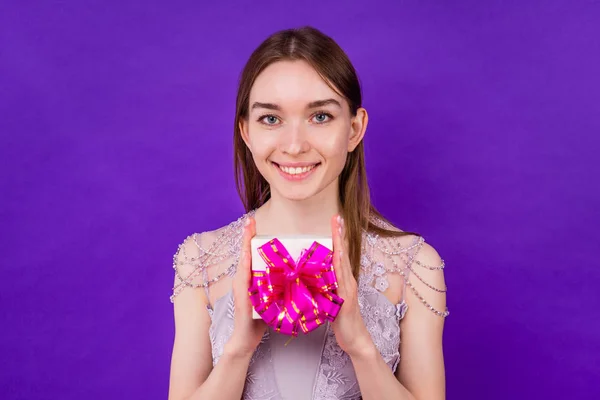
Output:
[249,60,344,106]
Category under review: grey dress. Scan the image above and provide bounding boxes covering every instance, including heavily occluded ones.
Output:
[170,212,447,400]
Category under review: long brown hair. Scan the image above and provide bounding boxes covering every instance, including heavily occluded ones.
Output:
[234,26,417,279]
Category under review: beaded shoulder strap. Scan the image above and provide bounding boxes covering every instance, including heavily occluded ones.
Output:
[170,211,447,318]
[365,215,449,318]
[170,212,251,303]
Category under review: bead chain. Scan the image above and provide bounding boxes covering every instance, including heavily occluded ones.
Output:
[170,236,232,302]
[414,258,445,271]
[374,236,422,255]
[381,238,449,317]
[369,220,444,271]
[378,236,447,293]
[171,211,448,318]
[374,236,446,270]
[171,225,235,300]
[399,253,447,293]
[173,229,228,286]
[170,212,252,302]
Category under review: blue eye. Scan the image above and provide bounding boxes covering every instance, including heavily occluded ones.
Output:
[259,115,280,125]
[312,112,332,124]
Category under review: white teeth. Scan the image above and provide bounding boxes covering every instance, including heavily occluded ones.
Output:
[279,164,316,175]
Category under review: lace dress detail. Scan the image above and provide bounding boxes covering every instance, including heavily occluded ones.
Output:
[171,212,447,399]
[312,221,425,399]
[209,291,279,400]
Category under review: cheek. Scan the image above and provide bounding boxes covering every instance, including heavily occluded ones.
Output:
[316,129,350,158]
[248,131,278,156]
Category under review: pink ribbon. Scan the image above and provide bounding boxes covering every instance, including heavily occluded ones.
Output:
[248,238,344,336]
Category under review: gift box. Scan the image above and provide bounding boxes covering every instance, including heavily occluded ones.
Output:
[249,235,344,336]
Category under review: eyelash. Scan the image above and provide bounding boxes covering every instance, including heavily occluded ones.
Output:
[257,111,334,126]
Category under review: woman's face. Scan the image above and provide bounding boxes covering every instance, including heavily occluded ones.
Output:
[240,60,367,202]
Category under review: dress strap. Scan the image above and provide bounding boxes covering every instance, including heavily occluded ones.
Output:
[363,220,448,318]
[170,211,255,303]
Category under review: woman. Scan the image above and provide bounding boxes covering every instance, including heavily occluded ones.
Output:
[168,26,448,400]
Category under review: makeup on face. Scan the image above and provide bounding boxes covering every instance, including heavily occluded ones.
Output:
[244,60,353,200]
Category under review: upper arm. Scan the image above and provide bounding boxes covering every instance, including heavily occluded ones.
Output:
[396,241,447,399]
[168,233,214,400]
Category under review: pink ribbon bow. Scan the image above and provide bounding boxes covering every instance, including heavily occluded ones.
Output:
[248,238,344,336]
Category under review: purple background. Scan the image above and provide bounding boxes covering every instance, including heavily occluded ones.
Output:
[1,1,599,399]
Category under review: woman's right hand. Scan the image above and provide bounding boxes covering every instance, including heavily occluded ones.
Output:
[224,216,268,358]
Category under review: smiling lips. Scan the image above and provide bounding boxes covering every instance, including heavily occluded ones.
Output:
[273,162,320,181]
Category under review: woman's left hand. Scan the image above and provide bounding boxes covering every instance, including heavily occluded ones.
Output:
[329,214,374,357]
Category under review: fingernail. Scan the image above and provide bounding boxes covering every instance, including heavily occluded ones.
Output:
[338,226,343,237]
[245,218,250,227]
[336,215,342,225]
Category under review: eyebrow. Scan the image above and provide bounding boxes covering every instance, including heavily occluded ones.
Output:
[250,98,342,111]
[307,99,342,109]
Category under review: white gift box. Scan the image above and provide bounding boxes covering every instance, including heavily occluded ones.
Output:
[250,235,333,319]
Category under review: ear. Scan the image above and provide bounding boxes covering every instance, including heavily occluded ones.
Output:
[239,118,251,149]
[348,107,368,152]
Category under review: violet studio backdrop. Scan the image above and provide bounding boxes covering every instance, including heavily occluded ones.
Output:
[1,1,598,399]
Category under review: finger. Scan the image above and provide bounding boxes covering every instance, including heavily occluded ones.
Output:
[334,215,356,290]
[339,220,355,285]
[242,217,256,279]
[331,214,346,289]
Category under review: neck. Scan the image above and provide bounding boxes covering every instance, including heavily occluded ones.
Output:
[254,179,341,237]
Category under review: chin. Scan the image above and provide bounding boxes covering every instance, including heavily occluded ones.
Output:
[267,183,320,202]
[277,189,318,202]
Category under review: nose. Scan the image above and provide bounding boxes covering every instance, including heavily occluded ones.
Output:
[279,122,310,155]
